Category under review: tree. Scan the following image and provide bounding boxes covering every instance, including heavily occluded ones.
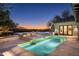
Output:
[0,4,17,33]
[47,19,54,31]
[47,20,53,27]
[52,15,62,23]
[61,10,70,19]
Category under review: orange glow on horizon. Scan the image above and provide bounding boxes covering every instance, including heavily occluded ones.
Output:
[17,25,49,29]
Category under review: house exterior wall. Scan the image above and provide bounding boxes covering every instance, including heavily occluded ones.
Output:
[53,21,78,36]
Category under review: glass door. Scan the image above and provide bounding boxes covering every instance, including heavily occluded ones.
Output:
[68,25,73,36]
[59,26,64,35]
[64,26,68,35]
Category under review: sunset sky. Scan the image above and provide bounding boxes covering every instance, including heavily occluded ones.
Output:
[9,3,72,29]
[17,25,48,29]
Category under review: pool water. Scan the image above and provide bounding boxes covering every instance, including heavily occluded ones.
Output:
[18,36,65,56]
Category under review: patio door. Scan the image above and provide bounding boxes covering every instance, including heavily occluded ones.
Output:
[64,26,68,35]
[59,26,64,35]
[67,25,73,36]
[59,25,73,35]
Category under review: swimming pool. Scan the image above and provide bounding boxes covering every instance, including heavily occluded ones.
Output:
[18,35,66,56]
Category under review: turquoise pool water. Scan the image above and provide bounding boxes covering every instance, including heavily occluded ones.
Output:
[18,36,65,56]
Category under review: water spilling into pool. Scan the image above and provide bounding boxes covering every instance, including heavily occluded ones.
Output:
[18,36,65,56]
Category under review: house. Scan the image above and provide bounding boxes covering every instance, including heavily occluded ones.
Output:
[53,16,79,36]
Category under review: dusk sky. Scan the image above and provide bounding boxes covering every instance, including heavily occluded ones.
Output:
[9,3,72,26]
